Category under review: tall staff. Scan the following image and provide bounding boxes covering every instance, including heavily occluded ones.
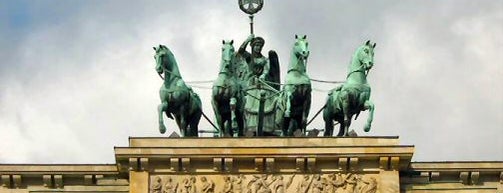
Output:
[238,0,264,35]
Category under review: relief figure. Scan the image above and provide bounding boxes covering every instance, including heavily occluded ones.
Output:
[163,177,178,193]
[357,176,377,193]
[222,176,233,193]
[296,175,313,193]
[150,176,162,193]
[271,174,295,193]
[233,174,246,193]
[311,174,324,193]
[201,176,215,193]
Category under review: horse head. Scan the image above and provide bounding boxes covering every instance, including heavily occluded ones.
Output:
[288,35,309,74]
[356,40,376,73]
[153,44,181,80]
[154,44,172,76]
[220,40,235,74]
[294,34,309,60]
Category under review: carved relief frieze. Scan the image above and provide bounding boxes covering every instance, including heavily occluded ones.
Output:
[150,173,379,193]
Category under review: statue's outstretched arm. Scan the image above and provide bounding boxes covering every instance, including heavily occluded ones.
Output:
[238,34,254,54]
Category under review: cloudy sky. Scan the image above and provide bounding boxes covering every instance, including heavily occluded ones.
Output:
[0,1,501,164]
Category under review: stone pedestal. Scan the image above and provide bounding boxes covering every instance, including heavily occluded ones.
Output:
[115,137,414,193]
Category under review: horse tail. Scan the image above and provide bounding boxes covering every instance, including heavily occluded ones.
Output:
[305,84,312,97]
[189,90,202,113]
[323,92,334,120]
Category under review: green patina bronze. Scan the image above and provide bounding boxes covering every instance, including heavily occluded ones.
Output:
[323,40,376,136]
[154,45,202,137]
[237,34,282,136]
[212,40,245,137]
[280,35,312,136]
[151,1,379,137]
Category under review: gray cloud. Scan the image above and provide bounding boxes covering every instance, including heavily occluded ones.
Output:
[0,1,501,163]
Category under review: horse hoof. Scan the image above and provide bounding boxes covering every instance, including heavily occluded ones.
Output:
[159,125,167,134]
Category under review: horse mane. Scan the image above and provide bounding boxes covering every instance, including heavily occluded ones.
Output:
[163,46,183,79]
[218,43,235,74]
[288,45,296,71]
[348,46,365,73]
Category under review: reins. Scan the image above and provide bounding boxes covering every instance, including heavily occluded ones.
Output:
[157,68,182,80]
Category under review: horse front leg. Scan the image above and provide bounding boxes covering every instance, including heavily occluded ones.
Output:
[323,107,334,136]
[340,91,352,137]
[158,102,168,134]
[179,116,189,137]
[323,93,335,137]
[223,109,232,137]
[363,100,375,132]
[189,110,202,137]
[336,120,345,137]
[282,116,290,136]
[324,120,334,136]
[188,92,202,137]
[229,97,238,137]
[235,102,245,137]
[212,99,225,137]
[174,115,184,136]
[301,90,312,133]
[285,90,293,118]
[342,114,352,137]
[288,118,298,136]
[177,102,189,137]
[284,88,295,135]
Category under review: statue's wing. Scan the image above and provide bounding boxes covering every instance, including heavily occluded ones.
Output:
[268,50,281,90]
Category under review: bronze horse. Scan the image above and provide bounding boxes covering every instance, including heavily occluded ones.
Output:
[154,45,202,137]
[212,40,244,136]
[323,40,376,136]
[281,35,312,136]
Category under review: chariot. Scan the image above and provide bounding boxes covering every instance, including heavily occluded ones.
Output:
[242,78,283,136]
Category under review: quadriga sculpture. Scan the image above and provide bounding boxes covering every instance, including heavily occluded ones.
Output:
[212,40,245,137]
[323,40,376,136]
[280,35,312,136]
[153,45,202,137]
